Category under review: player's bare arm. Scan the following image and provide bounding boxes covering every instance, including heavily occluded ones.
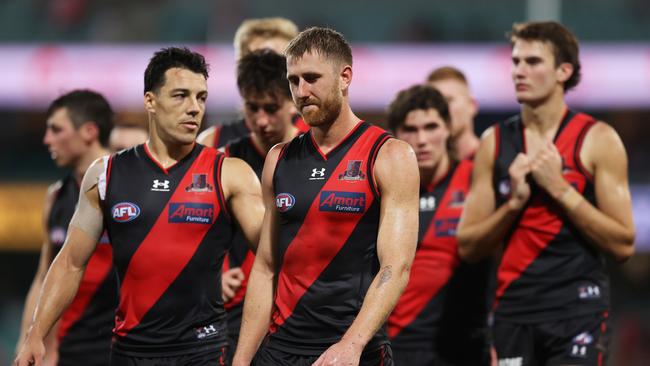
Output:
[313,139,419,366]
[197,126,217,146]
[529,122,635,261]
[14,158,106,366]
[16,184,59,359]
[222,156,264,252]
[457,127,531,262]
[232,143,284,366]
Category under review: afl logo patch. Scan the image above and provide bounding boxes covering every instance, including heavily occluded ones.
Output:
[276,193,295,212]
[111,202,141,222]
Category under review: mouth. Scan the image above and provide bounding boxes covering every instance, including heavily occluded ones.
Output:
[515,83,529,91]
[416,151,432,161]
[180,121,199,131]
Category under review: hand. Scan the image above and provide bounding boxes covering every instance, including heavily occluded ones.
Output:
[312,339,363,366]
[530,141,569,198]
[14,332,45,366]
[222,267,245,302]
[507,153,531,210]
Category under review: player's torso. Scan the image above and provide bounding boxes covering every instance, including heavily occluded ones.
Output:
[103,143,233,354]
[492,111,609,322]
[389,160,491,347]
[269,122,392,354]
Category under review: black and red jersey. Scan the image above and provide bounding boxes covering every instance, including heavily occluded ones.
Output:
[221,136,264,330]
[102,143,234,356]
[387,160,492,349]
[47,174,117,363]
[492,110,609,323]
[211,116,309,148]
[268,121,392,355]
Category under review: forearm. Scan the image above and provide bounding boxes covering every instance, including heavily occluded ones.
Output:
[26,256,84,341]
[458,201,521,262]
[556,187,635,261]
[342,262,410,349]
[233,262,275,364]
[17,277,44,349]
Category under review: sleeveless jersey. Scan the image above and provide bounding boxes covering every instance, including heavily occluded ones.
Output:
[387,160,491,349]
[221,135,264,329]
[212,116,310,148]
[102,143,234,356]
[492,110,608,323]
[268,122,392,355]
[47,174,117,362]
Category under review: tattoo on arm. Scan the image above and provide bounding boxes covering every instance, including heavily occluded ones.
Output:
[376,265,392,289]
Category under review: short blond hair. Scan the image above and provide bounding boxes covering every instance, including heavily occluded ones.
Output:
[233,17,299,60]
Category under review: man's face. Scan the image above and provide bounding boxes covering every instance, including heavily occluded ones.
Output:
[243,93,295,147]
[287,51,344,127]
[429,78,477,138]
[395,108,450,171]
[511,39,566,105]
[146,67,207,145]
[43,108,88,167]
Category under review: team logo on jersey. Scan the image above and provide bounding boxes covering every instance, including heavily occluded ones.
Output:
[185,174,214,193]
[498,358,523,366]
[168,202,214,224]
[578,285,601,300]
[339,160,366,181]
[49,226,66,246]
[420,196,436,211]
[310,168,326,180]
[276,193,296,212]
[111,202,141,222]
[319,191,366,213]
[448,190,466,207]
[434,218,460,237]
[151,179,170,192]
[195,322,223,340]
[570,332,593,358]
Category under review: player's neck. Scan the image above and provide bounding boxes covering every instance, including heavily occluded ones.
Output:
[311,105,361,155]
[145,138,195,168]
[74,143,108,184]
[521,92,567,135]
[452,128,479,160]
[421,152,450,189]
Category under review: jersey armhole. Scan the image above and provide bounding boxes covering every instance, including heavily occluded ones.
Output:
[98,155,113,202]
[214,153,230,220]
[493,124,501,163]
[213,126,223,148]
[368,133,393,199]
[574,120,597,183]
[271,142,291,190]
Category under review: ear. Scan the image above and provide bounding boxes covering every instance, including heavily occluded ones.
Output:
[339,64,353,91]
[79,122,100,143]
[144,91,156,114]
[556,62,573,84]
[469,97,479,119]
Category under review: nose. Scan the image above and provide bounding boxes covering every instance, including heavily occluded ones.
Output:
[187,97,201,117]
[43,129,52,146]
[416,129,428,146]
[296,79,310,99]
[254,110,270,128]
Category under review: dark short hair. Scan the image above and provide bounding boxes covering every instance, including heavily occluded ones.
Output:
[237,49,291,101]
[508,21,581,92]
[387,84,450,132]
[46,89,113,146]
[284,26,352,66]
[427,66,468,85]
[144,47,209,94]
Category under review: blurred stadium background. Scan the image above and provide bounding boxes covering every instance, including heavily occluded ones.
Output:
[1,0,649,364]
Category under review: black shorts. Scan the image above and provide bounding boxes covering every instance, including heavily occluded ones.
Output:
[110,345,228,366]
[493,312,609,366]
[392,327,491,366]
[252,344,393,366]
[58,352,110,366]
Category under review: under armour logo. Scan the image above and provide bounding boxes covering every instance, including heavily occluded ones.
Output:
[151,179,170,192]
[420,196,436,211]
[310,168,326,180]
